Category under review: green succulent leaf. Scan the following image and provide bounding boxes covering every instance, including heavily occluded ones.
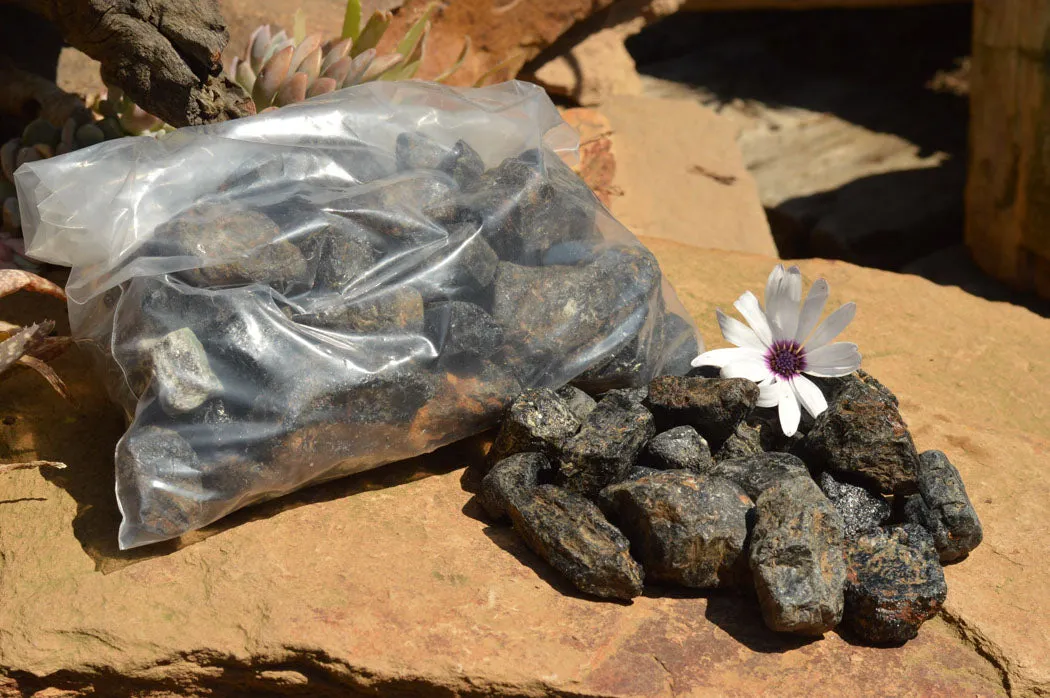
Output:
[352,11,392,57]
[342,0,362,42]
[473,51,523,88]
[395,4,436,62]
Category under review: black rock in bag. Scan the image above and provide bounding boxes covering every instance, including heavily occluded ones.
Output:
[16,81,701,549]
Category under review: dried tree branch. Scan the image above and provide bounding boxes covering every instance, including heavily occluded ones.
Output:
[0,61,94,126]
[0,321,52,374]
[14,0,255,127]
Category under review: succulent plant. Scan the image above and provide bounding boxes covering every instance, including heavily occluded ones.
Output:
[1,0,474,242]
[229,1,469,112]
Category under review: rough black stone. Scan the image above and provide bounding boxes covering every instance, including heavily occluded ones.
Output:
[411,222,499,302]
[643,375,760,448]
[556,385,598,422]
[293,286,425,335]
[488,388,581,465]
[643,426,714,474]
[557,393,656,498]
[658,312,702,379]
[818,471,891,538]
[896,450,983,563]
[812,369,899,407]
[395,132,485,189]
[597,386,649,405]
[710,452,810,501]
[491,245,661,361]
[150,204,309,292]
[843,524,947,645]
[799,375,920,494]
[296,220,376,293]
[507,485,644,600]
[424,301,503,368]
[147,327,224,416]
[714,420,763,462]
[599,471,753,589]
[749,477,846,635]
[115,426,205,540]
[480,452,554,522]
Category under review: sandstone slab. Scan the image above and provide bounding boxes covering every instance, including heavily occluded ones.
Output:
[600,95,778,256]
[2,243,1047,696]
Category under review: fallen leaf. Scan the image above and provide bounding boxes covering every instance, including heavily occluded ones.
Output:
[0,269,66,301]
[17,354,75,404]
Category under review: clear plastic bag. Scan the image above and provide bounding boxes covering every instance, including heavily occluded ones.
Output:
[16,80,701,549]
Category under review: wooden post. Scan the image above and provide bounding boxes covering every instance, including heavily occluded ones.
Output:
[966,0,1050,299]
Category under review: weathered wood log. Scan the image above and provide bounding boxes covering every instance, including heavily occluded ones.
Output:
[966,0,1050,299]
[7,0,253,127]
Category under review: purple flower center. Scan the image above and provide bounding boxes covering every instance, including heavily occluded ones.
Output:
[766,340,806,379]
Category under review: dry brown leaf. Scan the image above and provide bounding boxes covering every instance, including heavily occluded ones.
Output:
[0,269,66,301]
[0,321,53,374]
[0,460,67,475]
[17,354,75,404]
[25,335,74,363]
[0,320,20,334]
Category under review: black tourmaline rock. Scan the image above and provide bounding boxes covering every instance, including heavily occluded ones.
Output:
[151,204,309,291]
[843,524,947,645]
[598,386,649,405]
[896,450,982,562]
[599,471,753,589]
[488,389,581,465]
[812,369,899,407]
[116,426,205,540]
[557,393,656,498]
[643,426,714,474]
[480,452,554,522]
[658,312,702,379]
[465,151,602,264]
[294,286,425,335]
[296,220,376,293]
[799,375,920,494]
[147,327,224,416]
[818,471,891,538]
[424,301,504,369]
[711,452,809,500]
[749,477,846,635]
[556,385,598,423]
[643,376,760,448]
[625,465,661,481]
[715,420,763,462]
[395,132,485,189]
[412,223,500,303]
[507,485,644,600]
[491,245,660,360]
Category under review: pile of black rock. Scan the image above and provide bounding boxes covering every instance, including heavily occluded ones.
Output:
[479,370,983,645]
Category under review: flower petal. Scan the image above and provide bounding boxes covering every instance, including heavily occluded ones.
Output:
[777,381,801,436]
[768,265,802,341]
[717,308,766,350]
[733,291,774,347]
[790,374,828,419]
[720,354,772,382]
[756,378,780,408]
[691,347,763,368]
[794,278,829,343]
[804,342,862,377]
[805,301,856,351]
[764,264,784,312]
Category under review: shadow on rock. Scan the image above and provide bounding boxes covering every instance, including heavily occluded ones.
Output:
[480,524,633,605]
[704,593,820,654]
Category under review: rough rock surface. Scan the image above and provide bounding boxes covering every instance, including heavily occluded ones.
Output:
[479,452,553,522]
[507,485,644,601]
[844,524,948,645]
[487,388,581,465]
[643,375,759,447]
[749,477,846,636]
[0,245,1045,696]
[600,471,752,589]
[714,419,763,462]
[557,393,655,498]
[818,471,891,539]
[555,384,598,423]
[896,450,983,563]
[800,375,920,494]
[710,451,809,501]
[643,425,714,473]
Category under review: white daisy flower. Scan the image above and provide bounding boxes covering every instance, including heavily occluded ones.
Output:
[691,264,861,437]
